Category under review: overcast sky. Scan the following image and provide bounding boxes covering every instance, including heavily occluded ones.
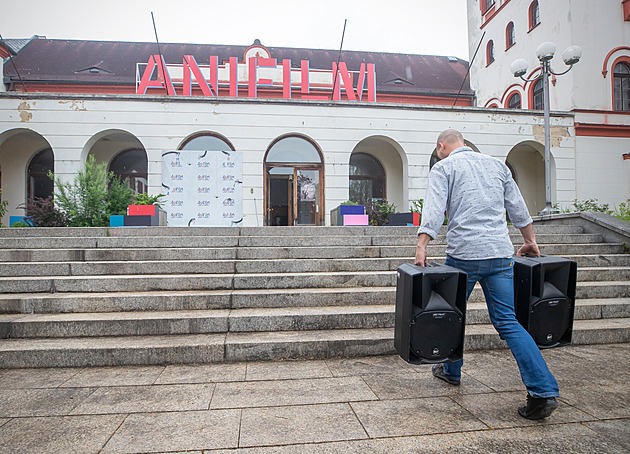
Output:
[0,0,470,59]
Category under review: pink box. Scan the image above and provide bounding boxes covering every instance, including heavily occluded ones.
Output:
[343,214,369,226]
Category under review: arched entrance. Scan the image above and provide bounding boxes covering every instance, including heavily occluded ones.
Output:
[506,141,551,215]
[264,135,324,226]
[350,136,405,211]
[0,128,53,224]
[84,129,147,194]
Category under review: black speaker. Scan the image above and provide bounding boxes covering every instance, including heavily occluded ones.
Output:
[395,263,468,364]
[513,255,577,348]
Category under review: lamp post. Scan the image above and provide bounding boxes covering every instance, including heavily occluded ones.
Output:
[511,42,582,215]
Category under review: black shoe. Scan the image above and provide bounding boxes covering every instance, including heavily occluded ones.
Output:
[432,364,460,386]
[518,395,558,420]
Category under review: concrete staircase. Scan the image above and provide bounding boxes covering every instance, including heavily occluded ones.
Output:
[0,225,629,368]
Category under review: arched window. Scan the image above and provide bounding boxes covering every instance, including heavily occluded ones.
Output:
[349,153,385,206]
[179,132,234,152]
[614,62,630,111]
[266,136,322,163]
[529,0,540,30]
[506,22,516,49]
[507,92,522,109]
[27,148,54,201]
[532,78,544,110]
[109,149,148,195]
[486,40,495,66]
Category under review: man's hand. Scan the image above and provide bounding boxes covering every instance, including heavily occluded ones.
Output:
[517,224,540,257]
[415,233,431,266]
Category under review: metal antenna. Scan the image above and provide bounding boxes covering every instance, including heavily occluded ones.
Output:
[151,12,169,95]
[0,33,27,92]
[452,31,485,107]
[331,19,347,100]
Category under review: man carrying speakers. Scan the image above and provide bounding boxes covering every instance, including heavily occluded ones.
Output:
[414,129,559,420]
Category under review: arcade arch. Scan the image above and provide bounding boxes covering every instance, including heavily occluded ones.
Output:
[0,128,53,224]
[506,140,554,215]
[350,136,406,212]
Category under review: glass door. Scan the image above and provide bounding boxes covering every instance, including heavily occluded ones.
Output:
[267,167,293,226]
[295,169,319,225]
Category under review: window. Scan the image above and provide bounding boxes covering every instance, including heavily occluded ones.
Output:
[349,153,385,205]
[529,0,540,30]
[507,92,521,109]
[483,0,495,13]
[180,133,234,152]
[506,22,516,49]
[266,136,321,163]
[532,78,544,110]
[486,40,495,65]
[109,149,148,195]
[614,62,630,111]
[27,148,54,201]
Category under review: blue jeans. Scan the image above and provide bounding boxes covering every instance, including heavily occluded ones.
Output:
[443,256,559,398]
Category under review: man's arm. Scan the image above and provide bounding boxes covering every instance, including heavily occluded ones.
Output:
[516,223,540,256]
[415,233,432,266]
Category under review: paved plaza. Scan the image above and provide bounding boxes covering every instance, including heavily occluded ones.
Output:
[0,343,629,453]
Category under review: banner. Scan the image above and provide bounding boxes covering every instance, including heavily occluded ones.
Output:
[161,150,243,226]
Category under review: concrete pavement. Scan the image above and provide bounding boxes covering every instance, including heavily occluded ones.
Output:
[0,343,629,453]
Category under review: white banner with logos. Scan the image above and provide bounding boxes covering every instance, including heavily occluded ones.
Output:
[161,150,243,227]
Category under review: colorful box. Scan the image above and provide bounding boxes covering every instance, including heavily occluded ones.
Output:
[127,205,159,216]
[343,214,369,226]
[331,205,365,226]
[388,212,420,226]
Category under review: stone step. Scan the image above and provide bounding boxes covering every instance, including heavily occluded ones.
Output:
[0,271,397,294]
[2,318,628,368]
[1,264,628,293]
[3,298,629,340]
[0,232,602,250]
[0,242,623,263]
[0,224,585,238]
[3,279,630,315]
[2,253,629,277]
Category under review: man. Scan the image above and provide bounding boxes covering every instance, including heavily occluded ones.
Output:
[415,129,559,420]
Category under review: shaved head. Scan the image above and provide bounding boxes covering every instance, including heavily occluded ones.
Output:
[437,129,464,147]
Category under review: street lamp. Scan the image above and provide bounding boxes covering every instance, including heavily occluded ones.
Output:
[511,42,582,215]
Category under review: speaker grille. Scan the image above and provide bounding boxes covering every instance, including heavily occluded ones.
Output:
[410,310,463,361]
[529,297,572,346]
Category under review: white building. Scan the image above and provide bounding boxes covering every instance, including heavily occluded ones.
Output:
[467,0,630,209]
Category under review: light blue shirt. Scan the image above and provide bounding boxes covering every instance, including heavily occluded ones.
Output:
[417,146,532,260]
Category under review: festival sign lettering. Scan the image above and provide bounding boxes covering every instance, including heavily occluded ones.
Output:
[136,55,376,102]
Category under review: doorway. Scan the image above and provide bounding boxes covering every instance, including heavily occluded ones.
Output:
[266,166,321,226]
[264,135,324,226]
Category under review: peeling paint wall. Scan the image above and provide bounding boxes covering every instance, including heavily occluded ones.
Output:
[0,95,577,226]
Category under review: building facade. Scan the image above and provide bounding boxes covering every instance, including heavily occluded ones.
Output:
[0,35,577,227]
[467,0,630,208]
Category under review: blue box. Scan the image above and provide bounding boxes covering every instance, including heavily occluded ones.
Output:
[109,215,125,227]
[10,216,33,226]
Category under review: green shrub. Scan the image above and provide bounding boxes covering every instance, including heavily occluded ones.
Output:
[555,199,612,215]
[0,189,8,227]
[409,199,423,214]
[107,177,134,215]
[51,155,110,227]
[366,199,396,226]
[132,193,165,207]
[11,220,31,228]
[340,200,360,206]
[615,199,630,223]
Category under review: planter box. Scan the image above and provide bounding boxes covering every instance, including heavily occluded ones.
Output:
[331,205,365,226]
[388,212,420,226]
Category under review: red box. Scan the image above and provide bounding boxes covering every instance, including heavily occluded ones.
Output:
[127,205,158,216]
